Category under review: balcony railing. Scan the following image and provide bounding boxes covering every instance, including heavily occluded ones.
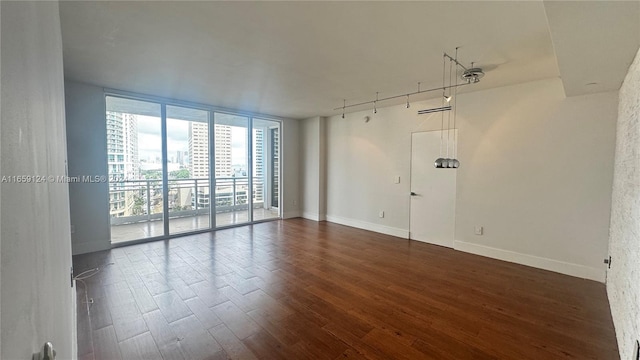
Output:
[109,177,264,226]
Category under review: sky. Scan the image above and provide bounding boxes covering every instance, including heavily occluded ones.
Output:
[136,115,247,166]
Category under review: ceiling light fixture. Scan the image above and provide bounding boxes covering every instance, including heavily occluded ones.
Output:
[461,62,484,83]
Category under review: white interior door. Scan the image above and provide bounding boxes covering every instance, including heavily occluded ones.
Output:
[410,130,457,247]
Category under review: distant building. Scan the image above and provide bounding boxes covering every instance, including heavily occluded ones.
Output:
[176,150,188,166]
[107,111,139,217]
[214,124,232,177]
[188,122,209,178]
[253,128,264,203]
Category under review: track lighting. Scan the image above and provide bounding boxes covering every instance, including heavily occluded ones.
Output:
[334,51,483,142]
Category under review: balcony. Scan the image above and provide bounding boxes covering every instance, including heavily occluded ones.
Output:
[109,177,279,243]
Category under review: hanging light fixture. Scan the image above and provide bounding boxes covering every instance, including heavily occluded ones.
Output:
[433,48,471,169]
[406,94,410,109]
[452,49,460,168]
[435,54,447,169]
[445,55,454,168]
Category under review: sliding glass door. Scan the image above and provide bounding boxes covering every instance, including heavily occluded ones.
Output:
[166,105,211,235]
[213,113,250,227]
[106,96,164,243]
[106,94,282,244]
[253,118,280,221]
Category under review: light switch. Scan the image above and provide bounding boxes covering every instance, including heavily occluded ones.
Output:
[394,176,401,184]
[475,226,483,235]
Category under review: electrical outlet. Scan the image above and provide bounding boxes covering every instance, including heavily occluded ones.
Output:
[293,199,297,206]
[474,226,483,235]
[379,211,385,218]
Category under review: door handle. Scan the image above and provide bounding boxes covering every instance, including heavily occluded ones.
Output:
[410,192,418,196]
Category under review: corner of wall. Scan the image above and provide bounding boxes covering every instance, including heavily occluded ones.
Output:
[606,45,640,360]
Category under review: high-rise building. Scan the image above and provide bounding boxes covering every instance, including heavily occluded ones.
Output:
[188,121,209,178]
[107,111,139,217]
[123,113,139,180]
[253,128,264,203]
[188,122,237,179]
[214,124,232,177]
[188,121,213,208]
[176,150,188,166]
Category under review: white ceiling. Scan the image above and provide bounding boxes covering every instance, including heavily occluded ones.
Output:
[59,1,639,120]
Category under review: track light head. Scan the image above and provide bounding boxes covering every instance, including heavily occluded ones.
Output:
[444,95,452,103]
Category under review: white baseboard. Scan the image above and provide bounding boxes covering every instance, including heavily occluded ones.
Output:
[302,212,320,221]
[454,240,606,283]
[302,212,326,221]
[325,215,409,239]
[282,210,302,219]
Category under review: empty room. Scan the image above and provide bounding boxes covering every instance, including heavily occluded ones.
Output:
[2,1,640,359]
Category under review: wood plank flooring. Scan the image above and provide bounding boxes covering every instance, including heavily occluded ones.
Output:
[73,218,618,359]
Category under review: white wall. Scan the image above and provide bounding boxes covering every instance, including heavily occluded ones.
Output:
[300,116,327,221]
[281,117,301,219]
[65,81,111,255]
[1,2,76,359]
[607,47,640,360]
[323,78,617,281]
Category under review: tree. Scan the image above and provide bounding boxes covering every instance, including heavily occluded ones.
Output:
[170,169,191,179]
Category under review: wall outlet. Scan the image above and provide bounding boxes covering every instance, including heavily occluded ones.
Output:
[292,199,297,206]
[379,211,385,218]
[474,226,483,235]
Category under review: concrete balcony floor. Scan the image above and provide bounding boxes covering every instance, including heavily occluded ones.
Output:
[110,208,279,243]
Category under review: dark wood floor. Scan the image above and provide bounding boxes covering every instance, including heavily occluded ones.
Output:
[73,218,618,360]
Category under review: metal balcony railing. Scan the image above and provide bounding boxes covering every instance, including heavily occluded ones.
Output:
[109,177,265,226]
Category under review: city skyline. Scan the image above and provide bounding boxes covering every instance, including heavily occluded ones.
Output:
[136,115,249,168]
